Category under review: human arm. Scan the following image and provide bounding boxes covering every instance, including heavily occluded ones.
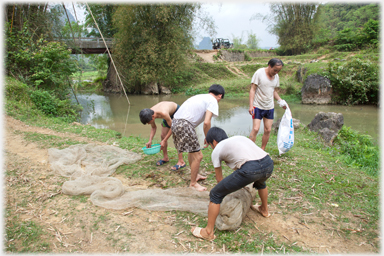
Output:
[274,90,287,109]
[146,122,157,148]
[249,83,257,115]
[203,110,213,147]
[214,167,223,183]
[160,117,173,149]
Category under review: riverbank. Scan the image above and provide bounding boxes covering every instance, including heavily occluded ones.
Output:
[4,102,379,253]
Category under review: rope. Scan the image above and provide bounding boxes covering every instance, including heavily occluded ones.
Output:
[85,3,130,105]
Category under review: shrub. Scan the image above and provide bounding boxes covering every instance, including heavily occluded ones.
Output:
[327,58,379,105]
[334,126,379,176]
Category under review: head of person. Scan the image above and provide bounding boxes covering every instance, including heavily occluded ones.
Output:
[206,127,228,149]
[139,108,155,125]
[209,84,225,101]
[267,58,284,76]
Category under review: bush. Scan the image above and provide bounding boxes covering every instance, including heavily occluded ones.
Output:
[334,126,379,176]
[5,22,77,97]
[327,58,379,105]
[6,77,81,122]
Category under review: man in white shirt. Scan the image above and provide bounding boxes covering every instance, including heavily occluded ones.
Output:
[172,84,225,192]
[249,58,288,150]
[191,127,274,241]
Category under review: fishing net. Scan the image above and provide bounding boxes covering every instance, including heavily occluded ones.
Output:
[48,144,256,230]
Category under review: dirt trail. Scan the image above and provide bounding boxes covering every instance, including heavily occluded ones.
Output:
[4,115,377,253]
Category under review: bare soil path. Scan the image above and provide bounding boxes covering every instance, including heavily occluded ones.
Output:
[4,115,377,254]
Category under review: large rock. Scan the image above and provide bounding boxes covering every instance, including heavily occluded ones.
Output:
[301,74,332,104]
[159,85,172,95]
[141,82,159,95]
[307,112,344,145]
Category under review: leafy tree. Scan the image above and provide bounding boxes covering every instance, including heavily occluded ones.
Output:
[327,58,379,105]
[112,4,214,91]
[246,30,260,49]
[253,3,320,55]
[314,3,379,48]
[231,32,247,49]
[83,3,117,38]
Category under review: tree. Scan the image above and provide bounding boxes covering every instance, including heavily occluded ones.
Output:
[112,4,215,91]
[246,30,260,49]
[253,3,320,55]
[231,32,247,49]
[82,3,117,38]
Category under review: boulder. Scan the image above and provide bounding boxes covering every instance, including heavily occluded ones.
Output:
[296,67,307,83]
[159,85,172,95]
[307,112,344,145]
[301,74,332,104]
[141,82,159,95]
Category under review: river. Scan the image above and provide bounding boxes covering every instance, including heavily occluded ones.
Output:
[73,93,379,146]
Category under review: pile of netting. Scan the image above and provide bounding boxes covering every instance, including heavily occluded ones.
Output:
[48,144,256,230]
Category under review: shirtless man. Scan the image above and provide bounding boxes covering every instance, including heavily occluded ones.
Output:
[139,101,186,170]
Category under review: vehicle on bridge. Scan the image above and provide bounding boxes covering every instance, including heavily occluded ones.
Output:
[212,38,233,49]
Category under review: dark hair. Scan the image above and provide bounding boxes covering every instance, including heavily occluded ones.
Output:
[206,127,228,144]
[139,108,154,124]
[268,58,284,68]
[209,84,225,99]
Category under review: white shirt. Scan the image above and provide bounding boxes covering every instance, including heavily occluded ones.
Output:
[251,68,280,110]
[211,136,268,170]
[174,94,219,128]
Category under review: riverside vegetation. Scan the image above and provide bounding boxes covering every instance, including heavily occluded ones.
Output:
[4,46,380,253]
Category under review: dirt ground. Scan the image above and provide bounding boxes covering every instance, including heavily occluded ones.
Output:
[4,115,378,254]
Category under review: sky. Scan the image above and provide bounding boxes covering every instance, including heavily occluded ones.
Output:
[195,2,278,48]
[62,1,278,49]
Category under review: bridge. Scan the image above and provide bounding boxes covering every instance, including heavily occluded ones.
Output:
[61,37,113,54]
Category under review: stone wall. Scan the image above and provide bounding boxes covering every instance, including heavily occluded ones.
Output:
[220,50,275,62]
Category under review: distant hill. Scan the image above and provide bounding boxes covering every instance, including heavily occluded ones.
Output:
[197,37,212,50]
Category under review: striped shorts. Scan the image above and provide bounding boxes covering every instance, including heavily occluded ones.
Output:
[171,119,200,153]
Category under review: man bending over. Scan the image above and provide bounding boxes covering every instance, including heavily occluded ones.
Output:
[191,127,274,241]
[139,101,186,170]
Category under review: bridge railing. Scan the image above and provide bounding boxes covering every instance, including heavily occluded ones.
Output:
[59,37,113,48]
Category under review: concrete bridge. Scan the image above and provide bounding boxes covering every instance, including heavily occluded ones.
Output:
[61,37,113,54]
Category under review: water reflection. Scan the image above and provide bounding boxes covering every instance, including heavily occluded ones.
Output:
[73,93,379,145]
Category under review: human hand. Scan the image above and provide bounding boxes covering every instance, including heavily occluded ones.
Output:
[160,140,166,150]
[278,99,287,108]
[249,107,254,116]
[146,141,152,148]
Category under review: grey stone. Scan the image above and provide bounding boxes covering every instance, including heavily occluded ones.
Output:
[307,112,344,144]
[159,85,172,95]
[318,128,338,145]
[141,82,159,95]
[301,74,332,104]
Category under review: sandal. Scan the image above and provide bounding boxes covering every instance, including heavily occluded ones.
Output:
[171,164,186,171]
[156,159,169,166]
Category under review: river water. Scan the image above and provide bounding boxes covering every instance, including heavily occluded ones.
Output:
[73,93,379,145]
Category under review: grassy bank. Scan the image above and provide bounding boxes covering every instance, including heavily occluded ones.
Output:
[4,76,380,253]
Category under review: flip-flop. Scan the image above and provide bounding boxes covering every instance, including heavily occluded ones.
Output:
[156,159,169,166]
[171,164,186,171]
[251,203,271,218]
[191,227,216,241]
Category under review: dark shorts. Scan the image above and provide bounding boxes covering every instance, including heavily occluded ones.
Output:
[253,107,274,120]
[162,105,180,128]
[171,119,200,153]
[209,155,274,204]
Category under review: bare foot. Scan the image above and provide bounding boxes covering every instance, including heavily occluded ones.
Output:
[190,183,207,192]
[191,227,215,241]
[251,204,271,218]
[196,174,207,182]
